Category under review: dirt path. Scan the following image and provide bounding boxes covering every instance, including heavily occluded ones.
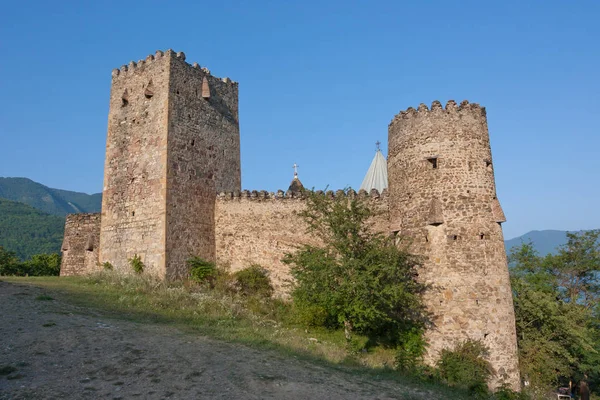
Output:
[0,281,444,400]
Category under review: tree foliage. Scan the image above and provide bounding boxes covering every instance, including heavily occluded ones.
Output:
[0,246,61,276]
[0,198,65,260]
[510,230,600,395]
[283,189,428,344]
[435,339,493,396]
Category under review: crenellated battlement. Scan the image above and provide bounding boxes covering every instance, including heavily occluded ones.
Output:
[216,188,389,202]
[110,49,237,85]
[389,99,486,126]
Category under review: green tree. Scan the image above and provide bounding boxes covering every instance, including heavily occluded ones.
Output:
[22,253,61,276]
[509,231,600,394]
[283,189,428,344]
[0,246,20,275]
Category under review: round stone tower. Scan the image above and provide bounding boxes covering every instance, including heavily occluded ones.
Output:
[387,100,520,389]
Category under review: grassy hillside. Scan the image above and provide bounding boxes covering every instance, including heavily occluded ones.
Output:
[0,198,65,260]
[0,177,101,216]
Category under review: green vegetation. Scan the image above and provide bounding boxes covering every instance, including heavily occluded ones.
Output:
[232,264,273,298]
[0,246,61,276]
[102,261,113,271]
[187,256,217,284]
[0,177,101,216]
[128,254,144,274]
[435,340,493,397]
[0,198,64,260]
[284,189,427,346]
[510,230,600,398]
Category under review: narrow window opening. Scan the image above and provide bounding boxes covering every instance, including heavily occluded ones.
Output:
[131,211,135,217]
[176,90,180,95]
[479,233,485,240]
[121,90,129,107]
[476,299,479,305]
[452,235,458,241]
[484,332,489,339]
[191,139,195,147]
[427,157,438,169]
[485,160,492,171]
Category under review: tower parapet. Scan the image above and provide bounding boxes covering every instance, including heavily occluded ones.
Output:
[387,100,519,389]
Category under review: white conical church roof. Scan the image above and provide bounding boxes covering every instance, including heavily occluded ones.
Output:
[359,149,388,192]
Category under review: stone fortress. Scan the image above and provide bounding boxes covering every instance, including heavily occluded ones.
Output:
[60,49,520,389]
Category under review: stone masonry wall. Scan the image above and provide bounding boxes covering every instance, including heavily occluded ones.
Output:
[99,51,171,277]
[100,50,240,279]
[60,213,101,276]
[165,53,240,280]
[387,100,519,390]
[215,190,389,294]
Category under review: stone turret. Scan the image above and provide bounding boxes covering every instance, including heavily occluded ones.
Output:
[387,100,520,390]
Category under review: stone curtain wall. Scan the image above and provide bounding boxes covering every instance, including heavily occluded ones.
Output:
[60,213,101,276]
[387,100,520,390]
[100,50,240,280]
[165,54,240,280]
[215,190,389,294]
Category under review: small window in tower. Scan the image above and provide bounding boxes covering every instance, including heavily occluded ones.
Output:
[131,211,135,217]
[485,160,492,171]
[479,233,486,240]
[191,139,195,147]
[121,90,129,107]
[427,157,438,169]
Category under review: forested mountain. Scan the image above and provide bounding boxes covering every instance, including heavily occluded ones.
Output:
[0,177,101,216]
[0,198,64,260]
[504,229,598,256]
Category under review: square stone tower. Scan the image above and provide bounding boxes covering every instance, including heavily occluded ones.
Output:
[99,49,240,280]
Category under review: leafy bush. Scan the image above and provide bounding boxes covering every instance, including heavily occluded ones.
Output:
[128,254,144,274]
[284,189,427,344]
[0,247,60,276]
[0,246,21,276]
[233,264,273,298]
[187,257,216,284]
[22,253,61,276]
[490,384,531,400]
[102,261,114,271]
[435,339,493,395]
[395,328,427,372]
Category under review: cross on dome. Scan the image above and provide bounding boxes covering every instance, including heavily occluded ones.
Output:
[293,163,299,178]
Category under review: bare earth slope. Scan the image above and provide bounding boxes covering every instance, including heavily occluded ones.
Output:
[0,282,439,400]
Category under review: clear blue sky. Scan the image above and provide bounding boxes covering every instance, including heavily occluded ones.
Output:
[1,1,598,239]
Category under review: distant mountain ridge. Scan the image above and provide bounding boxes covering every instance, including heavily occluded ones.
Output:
[505,229,598,256]
[0,177,101,216]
